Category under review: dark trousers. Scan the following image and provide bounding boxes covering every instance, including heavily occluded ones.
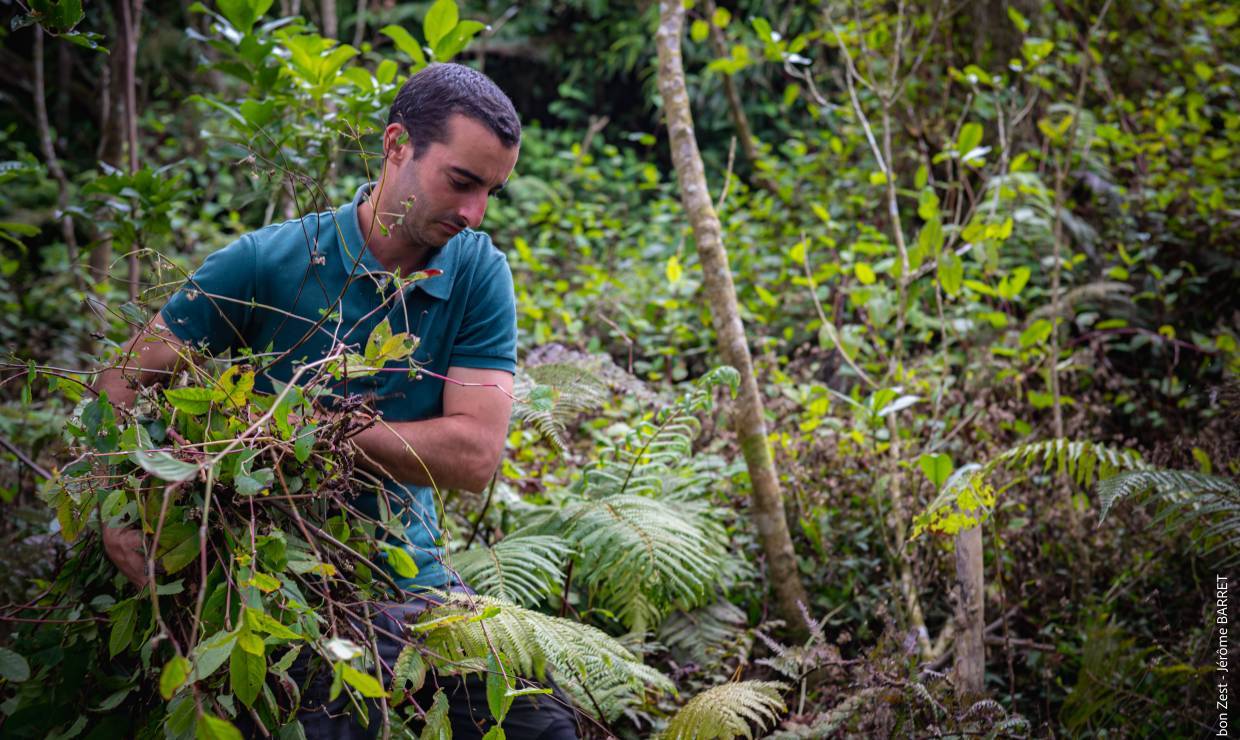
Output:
[251,599,579,739]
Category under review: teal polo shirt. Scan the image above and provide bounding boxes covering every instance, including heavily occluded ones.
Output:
[161,184,517,589]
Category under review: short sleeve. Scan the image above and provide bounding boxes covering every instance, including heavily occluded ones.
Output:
[448,240,517,373]
[160,235,257,355]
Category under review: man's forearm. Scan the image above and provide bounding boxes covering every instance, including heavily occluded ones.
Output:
[350,415,503,493]
[93,324,186,408]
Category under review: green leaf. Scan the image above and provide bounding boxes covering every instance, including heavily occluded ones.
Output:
[1020,319,1053,348]
[384,545,420,579]
[433,19,485,61]
[711,6,731,27]
[917,217,944,257]
[216,0,274,35]
[486,654,514,724]
[164,387,223,415]
[109,599,137,657]
[380,25,427,66]
[482,728,506,740]
[956,122,983,154]
[942,247,962,293]
[244,606,303,640]
[420,689,451,740]
[854,262,876,285]
[392,645,427,693]
[196,712,244,740]
[294,423,318,463]
[423,0,458,49]
[1007,6,1030,32]
[690,19,709,42]
[160,655,191,699]
[158,522,201,575]
[192,629,239,681]
[0,647,31,682]
[238,626,266,656]
[918,453,955,489]
[340,663,387,698]
[230,643,266,707]
[131,447,200,482]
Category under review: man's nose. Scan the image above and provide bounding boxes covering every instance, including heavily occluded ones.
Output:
[458,192,488,229]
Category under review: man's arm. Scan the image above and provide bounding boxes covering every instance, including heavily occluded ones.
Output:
[349,366,514,493]
[95,322,189,587]
[95,322,189,407]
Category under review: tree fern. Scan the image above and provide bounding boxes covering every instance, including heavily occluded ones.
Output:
[512,362,608,453]
[413,591,673,720]
[662,681,788,740]
[1097,469,1240,565]
[658,600,750,669]
[450,534,573,606]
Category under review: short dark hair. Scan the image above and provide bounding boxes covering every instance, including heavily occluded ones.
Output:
[387,63,521,156]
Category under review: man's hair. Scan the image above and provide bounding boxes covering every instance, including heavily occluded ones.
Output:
[387,63,521,156]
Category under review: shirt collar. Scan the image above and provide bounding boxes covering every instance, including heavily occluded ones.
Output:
[339,182,458,301]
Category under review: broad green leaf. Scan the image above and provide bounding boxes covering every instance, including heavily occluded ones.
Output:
[340,663,387,698]
[132,448,200,481]
[230,643,266,707]
[380,25,427,67]
[384,545,420,579]
[392,645,427,693]
[1020,319,1053,348]
[937,249,967,296]
[918,453,955,489]
[434,20,486,61]
[247,571,280,593]
[711,6,731,27]
[855,262,876,285]
[690,19,709,42]
[244,607,303,640]
[196,712,244,740]
[294,423,318,463]
[918,217,944,257]
[1007,6,1030,32]
[666,255,683,284]
[158,522,201,575]
[917,189,940,220]
[164,387,223,415]
[109,599,137,657]
[238,626,266,656]
[216,0,274,35]
[420,689,451,740]
[482,728,506,740]
[160,655,191,699]
[0,647,30,682]
[423,0,458,49]
[192,629,239,681]
[956,122,983,154]
[486,654,514,724]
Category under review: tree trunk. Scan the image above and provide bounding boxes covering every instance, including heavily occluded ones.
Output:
[655,0,810,636]
[953,525,985,698]
[32,27,81,289]
[702,0,775,193]
[118,0,143,302]
[321,0,337,39]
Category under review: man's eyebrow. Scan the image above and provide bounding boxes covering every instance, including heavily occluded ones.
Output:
[449,165,507,193]
[448,166,484,185]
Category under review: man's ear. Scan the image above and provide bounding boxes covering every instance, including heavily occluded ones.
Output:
[383,123,412,163]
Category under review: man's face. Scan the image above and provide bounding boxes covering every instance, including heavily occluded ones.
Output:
[380,114,519,253]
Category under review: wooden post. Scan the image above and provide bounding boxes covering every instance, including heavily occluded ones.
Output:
[953,525,985,697]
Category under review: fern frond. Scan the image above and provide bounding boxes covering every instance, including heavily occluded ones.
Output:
[1097,469,1240,565]
[414,592,673,719]
[512,363,608,452]
[662,681,788,740]
[559,494,727,629]
[986,438,1145,488]
[659,600,749,668]
[451,534,573,606]
[764,688,882,739]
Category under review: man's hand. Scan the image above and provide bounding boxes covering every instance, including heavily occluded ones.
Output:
[102,525,150,588]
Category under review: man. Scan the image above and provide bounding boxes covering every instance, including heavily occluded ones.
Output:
[97,63,578,739]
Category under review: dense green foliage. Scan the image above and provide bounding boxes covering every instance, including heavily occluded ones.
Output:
[0,0,1237,737]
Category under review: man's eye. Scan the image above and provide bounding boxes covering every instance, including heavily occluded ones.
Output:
[449,179,469,191]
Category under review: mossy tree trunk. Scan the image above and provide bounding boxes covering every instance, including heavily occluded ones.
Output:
[655,0,810,635]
